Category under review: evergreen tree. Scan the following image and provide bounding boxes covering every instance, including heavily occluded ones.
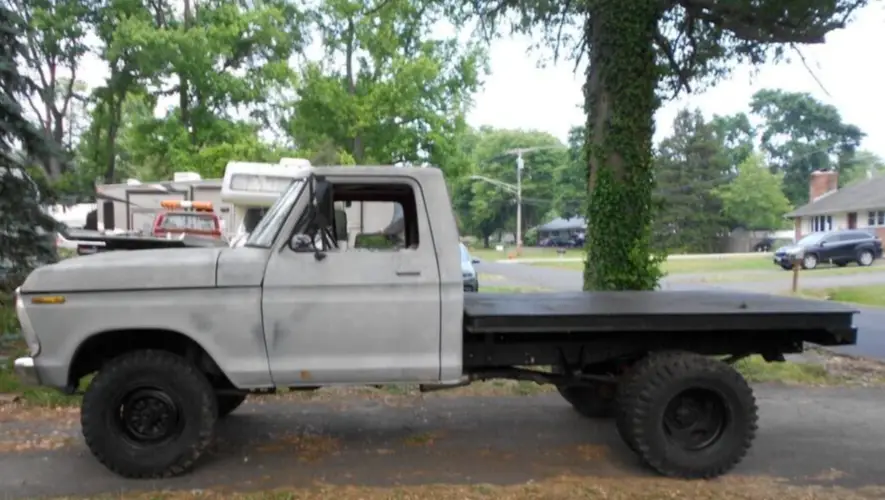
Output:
[653,109,730,254]
[1,6,63,291]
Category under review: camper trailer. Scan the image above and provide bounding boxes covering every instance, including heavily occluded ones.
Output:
[94,172,234,237]
[220,159,399,247]
[94,159,403,246]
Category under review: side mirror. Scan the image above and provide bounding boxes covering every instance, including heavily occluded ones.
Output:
[471,258,480,264]
[289,234,314,252]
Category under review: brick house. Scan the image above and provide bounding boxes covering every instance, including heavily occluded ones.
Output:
[785,169,885,241]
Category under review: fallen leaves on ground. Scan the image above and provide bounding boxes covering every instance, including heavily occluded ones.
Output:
[253,432,340,461]
[45,475,885,500]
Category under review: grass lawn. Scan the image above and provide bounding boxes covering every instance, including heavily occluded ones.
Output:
[795,284,885,308]
[528,254,775,274]
[468,246,584,262]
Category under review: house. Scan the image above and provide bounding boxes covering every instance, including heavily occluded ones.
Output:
[536,216,587,240]
[785,169,885,241]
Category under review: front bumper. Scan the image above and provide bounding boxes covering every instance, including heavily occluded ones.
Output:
[13,357,40,386]
[773,253,798,266]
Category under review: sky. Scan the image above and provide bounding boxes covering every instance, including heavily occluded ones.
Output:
[468,3,885,159]
[72,4,885,160]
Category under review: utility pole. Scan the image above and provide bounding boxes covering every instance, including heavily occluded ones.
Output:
[471,144,566,256]
[515,152,524,254]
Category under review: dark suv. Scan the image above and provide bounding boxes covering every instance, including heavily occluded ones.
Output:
[773,229,883,270]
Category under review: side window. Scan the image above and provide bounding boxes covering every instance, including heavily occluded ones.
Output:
[340,183,420,252]
[296,182,421,252]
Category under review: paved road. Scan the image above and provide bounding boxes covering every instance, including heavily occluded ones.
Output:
[1,387,884,498]
[477,262,885,359]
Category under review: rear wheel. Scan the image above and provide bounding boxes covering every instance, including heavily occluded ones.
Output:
[857,249,874,267]
[616,351,757,479]
[81,350,218,478]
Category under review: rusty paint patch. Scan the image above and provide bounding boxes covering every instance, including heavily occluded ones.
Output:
[300,370,312,381]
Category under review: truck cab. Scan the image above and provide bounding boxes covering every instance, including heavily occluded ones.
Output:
[220,166,465,383]
[151,200,223,240]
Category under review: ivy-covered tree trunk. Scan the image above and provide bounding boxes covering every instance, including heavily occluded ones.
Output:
[582,0,664,291]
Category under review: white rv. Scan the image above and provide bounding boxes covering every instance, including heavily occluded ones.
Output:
[220,159,400,247]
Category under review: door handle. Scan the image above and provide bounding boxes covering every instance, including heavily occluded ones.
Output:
[396,270,421,277]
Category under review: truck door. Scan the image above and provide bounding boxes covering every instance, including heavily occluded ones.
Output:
[260,177,442,385]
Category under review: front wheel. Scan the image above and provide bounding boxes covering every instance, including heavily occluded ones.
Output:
[81,350,218,478]
[857,249,875,267]
[801,253,818,270]
[616,351,758,479]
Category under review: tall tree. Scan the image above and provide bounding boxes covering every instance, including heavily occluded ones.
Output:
[472,0,867,291]
[285,0,486,175]
[551,125,589,219]
[714,153,792,231]
[750,88,865,206]
[1,6,63,290]
[710,112,756,170]
[7,0,90,179]
[653,109,730,254]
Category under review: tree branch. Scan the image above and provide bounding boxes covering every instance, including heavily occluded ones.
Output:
[654,30,692,94]
[679,0,863,44]
[363,0,395,17]
[59,66,78,118]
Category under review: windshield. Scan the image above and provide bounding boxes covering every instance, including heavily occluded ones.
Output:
[158,213,217,232]
[244,180,305,248]
[459,243,470,263]
[797,232,827,246]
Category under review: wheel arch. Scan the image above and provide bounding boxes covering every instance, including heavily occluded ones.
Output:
[68,328,231,390]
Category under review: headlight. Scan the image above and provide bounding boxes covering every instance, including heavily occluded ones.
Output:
[14,287,41,357]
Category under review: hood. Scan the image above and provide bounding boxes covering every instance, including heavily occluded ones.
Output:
[461,260,476,276]
[20,247,222,293]
[775,244,801,254]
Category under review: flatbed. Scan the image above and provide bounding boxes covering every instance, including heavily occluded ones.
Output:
[463,290,857,342]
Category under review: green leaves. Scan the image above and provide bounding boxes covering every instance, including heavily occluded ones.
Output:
[284,0,487,171]
[1,6,64,289]
[750,89,865,205]
[714,153,792,231]
[653,109,731,254]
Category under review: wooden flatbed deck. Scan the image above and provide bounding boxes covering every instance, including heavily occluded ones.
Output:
[463,291,857,344]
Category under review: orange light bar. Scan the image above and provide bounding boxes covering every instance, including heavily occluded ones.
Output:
[160,200,214,211]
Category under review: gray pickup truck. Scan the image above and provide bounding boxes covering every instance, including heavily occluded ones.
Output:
[13,166,857,481]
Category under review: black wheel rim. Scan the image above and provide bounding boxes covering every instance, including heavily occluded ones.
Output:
[114,387,184,446]
[662,388,728,451]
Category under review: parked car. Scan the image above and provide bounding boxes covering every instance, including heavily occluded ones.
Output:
[539,236,580,248]
[460,242,479,291]
[773,229,883,270]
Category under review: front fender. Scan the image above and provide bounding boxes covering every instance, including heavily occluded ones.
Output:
[25,287,273,390]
